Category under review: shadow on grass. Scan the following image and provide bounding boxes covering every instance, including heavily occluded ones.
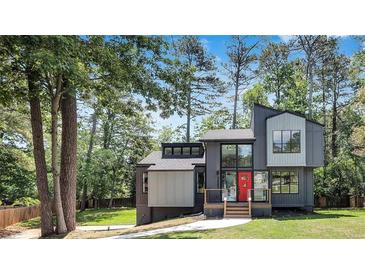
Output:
[272,210,357,221]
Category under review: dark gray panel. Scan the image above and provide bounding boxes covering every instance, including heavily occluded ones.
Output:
[205,142,220,189]
[252,105,280,170]
[306,121,324,167]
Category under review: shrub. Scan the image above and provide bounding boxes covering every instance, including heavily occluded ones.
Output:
[12,197,40,207]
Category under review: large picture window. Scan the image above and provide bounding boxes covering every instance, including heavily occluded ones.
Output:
[272,171,298,194]
[222,144,252,168]
[273,130,300,153]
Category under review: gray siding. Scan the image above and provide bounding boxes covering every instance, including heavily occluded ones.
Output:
[136,165,204,225]
[252,105,280,169]
[306,121,324,167]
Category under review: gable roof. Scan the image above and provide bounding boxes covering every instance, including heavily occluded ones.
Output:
[266,110,324,126]
[138,151,205,171]
[199,128,255,142]
[254,103,324,127]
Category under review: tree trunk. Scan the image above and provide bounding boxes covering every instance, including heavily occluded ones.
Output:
[232,75,239,129]
[308,61,314,118]
[60,91,77,231]
[80,113,97,211]
[331,83,338,158]
[51,94,67,234]
[186,90,191,142]
[28,73,54,237]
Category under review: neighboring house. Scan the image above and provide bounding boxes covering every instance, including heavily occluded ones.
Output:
[136,104,324,225]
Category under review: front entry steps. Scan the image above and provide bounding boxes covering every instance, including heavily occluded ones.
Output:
[224,202,250,218]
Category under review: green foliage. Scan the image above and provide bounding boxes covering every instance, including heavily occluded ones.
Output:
[194,109,233,140]
[0,145,36,203]
[242,83,269,110]
[12,197,40,207]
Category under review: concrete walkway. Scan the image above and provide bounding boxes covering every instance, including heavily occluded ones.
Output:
[108,218,251,239]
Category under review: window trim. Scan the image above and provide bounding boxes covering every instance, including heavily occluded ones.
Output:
[272,130,301,154]
[271,170,299,194]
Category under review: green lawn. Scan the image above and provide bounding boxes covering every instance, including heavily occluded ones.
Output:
[18,208,136,228]
[146,209,365,239]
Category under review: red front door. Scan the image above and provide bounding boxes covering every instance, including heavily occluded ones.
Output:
[238,172,252,202]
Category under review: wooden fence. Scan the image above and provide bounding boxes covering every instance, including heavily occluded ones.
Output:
[77,197,135,209]
[0,206,40,229]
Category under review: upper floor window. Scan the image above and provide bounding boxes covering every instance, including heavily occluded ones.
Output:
[162,143,204,158]
[273,130,300,153]
[142,172,148,193]
[222,144,252,168]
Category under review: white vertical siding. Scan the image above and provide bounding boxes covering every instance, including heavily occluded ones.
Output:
[148,171,194,207]
[267,113,306,166]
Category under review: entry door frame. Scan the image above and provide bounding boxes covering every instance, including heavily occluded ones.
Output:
[237,171,253,202]
[220,143,254,202]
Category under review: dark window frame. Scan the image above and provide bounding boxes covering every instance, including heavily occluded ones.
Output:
[271,170,299,194]
[272,130,301,153]
[220,143,254,202]
[142,172,148,193]
[196,170,206,194]
[162,143,204,158]
[221,143,253,169]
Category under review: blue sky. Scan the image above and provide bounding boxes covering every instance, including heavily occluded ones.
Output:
[149,35,363,136]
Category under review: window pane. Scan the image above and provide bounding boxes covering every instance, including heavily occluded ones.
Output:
[254,171,268,189]
[173,147,181,155]
[164,147,172,156]
[238,144,252,167]
[273,131,281,143]
[272,172,281,193]
[282,131,291,153]
[182,147,191,155]
[197,171,205,193]
[291,131,300,153]
[254,171,269,201]
[290,172,299,193]
[273,143,282,153]
[222,145,236,168]
[142,172,148,193]
[281,171,290,193]
[222,171,237,201]
[191,147,200,155]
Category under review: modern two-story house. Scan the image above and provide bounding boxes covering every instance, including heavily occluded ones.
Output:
[135,104,324,225]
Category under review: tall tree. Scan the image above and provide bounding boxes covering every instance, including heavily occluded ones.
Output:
[224,36,259,128]
[294,35,325,118]
[172,36,225,141]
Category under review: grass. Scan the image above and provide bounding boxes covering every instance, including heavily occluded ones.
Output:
[17,207,136,229]
[145,209,365,239]
[66,215,203,239]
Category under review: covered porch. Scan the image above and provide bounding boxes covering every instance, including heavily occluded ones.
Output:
[203,188,272,218]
